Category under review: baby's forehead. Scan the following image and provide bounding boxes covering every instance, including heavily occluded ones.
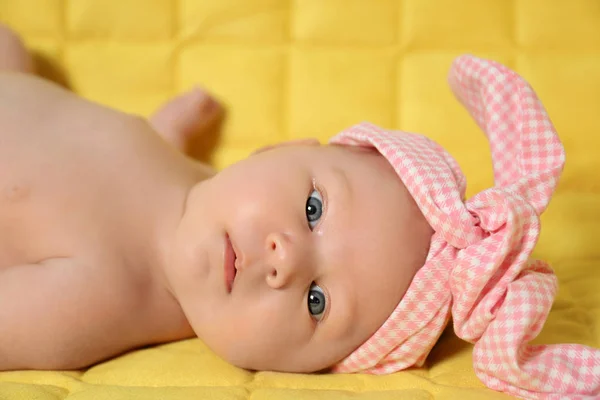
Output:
[291,142,380,163]
[264,141,397,186]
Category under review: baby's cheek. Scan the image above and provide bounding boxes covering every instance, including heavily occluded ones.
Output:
[218,317,282,369]
[228,298,303,367]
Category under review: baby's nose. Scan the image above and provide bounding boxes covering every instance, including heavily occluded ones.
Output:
[264,232,310,290]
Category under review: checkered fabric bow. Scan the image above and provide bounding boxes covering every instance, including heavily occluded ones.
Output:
[328,55,600,399]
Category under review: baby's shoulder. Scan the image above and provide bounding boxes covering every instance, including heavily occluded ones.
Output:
[0,72,177,173]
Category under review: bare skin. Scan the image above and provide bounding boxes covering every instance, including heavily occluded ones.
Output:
[0,25,34,73]
[0,24,221,370]
[0,25,433,372]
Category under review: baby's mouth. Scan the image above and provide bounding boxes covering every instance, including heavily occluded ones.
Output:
[224,234,237,293]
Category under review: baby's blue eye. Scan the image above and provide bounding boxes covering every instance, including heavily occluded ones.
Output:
[308,283,326,321]
[305,189,323,230]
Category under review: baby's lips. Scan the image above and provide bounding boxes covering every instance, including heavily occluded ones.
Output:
[224,234,237,293]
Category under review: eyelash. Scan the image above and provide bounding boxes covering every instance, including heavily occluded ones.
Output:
[308,284,331,326]
[308,179,327,232]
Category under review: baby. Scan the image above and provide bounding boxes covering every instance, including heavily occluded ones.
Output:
[0,25,599,399]
[0,24,432,373]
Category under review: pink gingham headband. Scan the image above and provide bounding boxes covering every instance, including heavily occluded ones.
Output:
[328,55,600,399]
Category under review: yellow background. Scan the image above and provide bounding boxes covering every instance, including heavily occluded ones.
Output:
[1,1,599,399]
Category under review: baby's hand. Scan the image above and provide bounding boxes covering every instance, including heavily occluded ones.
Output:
[150,87,223,157]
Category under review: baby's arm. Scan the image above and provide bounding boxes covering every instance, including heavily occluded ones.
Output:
[149,87,222,160]
[0,259,137,371]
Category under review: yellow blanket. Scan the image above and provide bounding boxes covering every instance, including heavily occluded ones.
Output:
[1,1,599,399]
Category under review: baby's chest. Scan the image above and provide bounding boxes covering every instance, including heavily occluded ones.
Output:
[0,146,136,267]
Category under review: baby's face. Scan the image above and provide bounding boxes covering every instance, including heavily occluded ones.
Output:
[168,142,432,372]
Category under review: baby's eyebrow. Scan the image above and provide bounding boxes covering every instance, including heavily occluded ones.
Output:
[316,272,357,343]
[330,166,352,201]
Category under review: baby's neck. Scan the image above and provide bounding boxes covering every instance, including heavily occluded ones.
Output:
[134,168,214,342]
[151,166,213,298]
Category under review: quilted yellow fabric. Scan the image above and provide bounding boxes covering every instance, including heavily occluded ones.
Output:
[1,1,599,399]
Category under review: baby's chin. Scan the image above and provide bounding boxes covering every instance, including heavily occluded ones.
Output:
[223,350,346,374]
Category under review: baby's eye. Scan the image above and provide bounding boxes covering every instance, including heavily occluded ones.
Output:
[305,189,323,230]
[308,282,326,321]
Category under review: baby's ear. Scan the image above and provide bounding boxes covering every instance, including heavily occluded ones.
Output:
[251,138,321,155]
